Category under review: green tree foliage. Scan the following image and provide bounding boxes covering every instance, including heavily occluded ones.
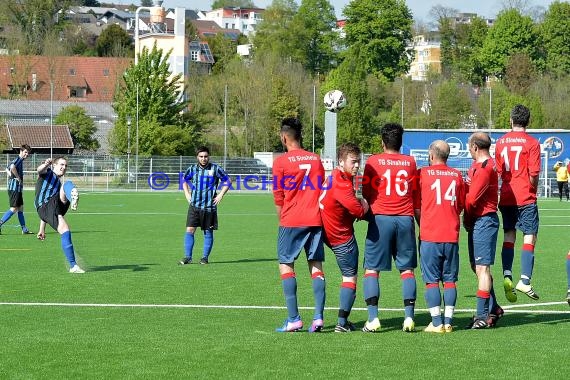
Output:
[504,52,536,95]
[211,0,256,8]
[541,1,570,77]
[82,0,101,6]
[478,9,540,78]
[206,33,240,74]
[252,0,298,59]
[54,105,100,151]
[289,0,339,75]
[96,24,132,57]
[140,0,153,6]
[342,0,413,80]
[111,43,194,156]
[530,74,570,129]
[426,81,472,129]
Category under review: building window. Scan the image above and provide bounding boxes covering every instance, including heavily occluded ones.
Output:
[225,23,229,28]
[103,69,110,76]
[69,86,86,98]
[190,50,199,61]
[69,68,76,75]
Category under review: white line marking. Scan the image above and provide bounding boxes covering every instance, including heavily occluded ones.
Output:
[0,302,568,314]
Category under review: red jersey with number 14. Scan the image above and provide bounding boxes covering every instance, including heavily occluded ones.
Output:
[362,153,420,216]
[419,164,465,243]
[495,131,541,206]
[273,149,325,227]
[320,168,367,247]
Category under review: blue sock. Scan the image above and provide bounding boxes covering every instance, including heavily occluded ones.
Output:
[425,284,442,326]
[401,273,417,319]
[521,244,535,284]
[17,212,26,230]
[566,253,570,289]
[338,282,356,325]
[1,210,14,224]
[61,231,77,267]
[501,242,515,277]
[489,278,498,311]
[476,290,490,319]
[311,271,326,320]
[443,282,457,326]
[281,273,299,320]
[363,273,379,320]
[203,230,213,259]
[184,232,194,259]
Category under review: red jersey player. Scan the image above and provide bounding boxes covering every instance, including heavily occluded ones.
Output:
[418,140,464,333]
[273,117,326,333]
[494,104,541,302]
[319,142,368,332]
[361,123,420,333]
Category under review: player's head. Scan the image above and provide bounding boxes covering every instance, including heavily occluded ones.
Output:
[468,132,491,159]
[19,144,31,158]
[280,117,303,147]
[510,104,530,128]
[52,156,68,177]
[428,140,450,165]
[337,142,361,177]
[381,123,403,152]
[196,146,210,167]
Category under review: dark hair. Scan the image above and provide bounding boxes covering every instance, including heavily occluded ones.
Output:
[196,146,210,156]
[510,104,530,127]
[20,144,31,152]
[381,123,404,151]
[337,142,361,162]
[469,132,491,150]
[281,117,303,142]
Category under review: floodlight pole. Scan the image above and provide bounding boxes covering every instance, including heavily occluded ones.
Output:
[224,84,227,168]
[135,83,139,191]
[312,84,316,152]
[50,81,54,158]
[127,116,131,183]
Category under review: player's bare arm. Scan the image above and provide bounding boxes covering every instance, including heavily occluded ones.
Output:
[37,158,52,175]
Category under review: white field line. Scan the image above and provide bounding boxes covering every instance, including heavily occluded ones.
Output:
[0,302,568,314]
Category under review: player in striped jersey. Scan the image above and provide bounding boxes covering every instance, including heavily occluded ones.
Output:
[179,146,231,265]
[35,157,83,273]
[0,144,33,235]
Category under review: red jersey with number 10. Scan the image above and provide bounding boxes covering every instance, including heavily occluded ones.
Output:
[320,168,367,247]
[362,153,420,216]
[419,164,465,243]
[494,131,541,206]
[273,149,325,227]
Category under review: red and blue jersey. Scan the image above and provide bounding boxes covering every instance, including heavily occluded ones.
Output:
[465,158,498,219]
[494,131,541,206]
[362,153,420,216]
[419,164,465,243]
[320,168,366,247]
[273,149,325,227]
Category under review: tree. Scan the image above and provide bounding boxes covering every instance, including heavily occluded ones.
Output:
[211,0,256,8]
[82,0,101,6]
[111,43,189,155]
[541,1,570,76]
[342,0,413,80]
[252,0,298,59]
[427,81,472,129]
[289,0,339,75]
[504,52,536,95]
[141,0,153,6]
[96,24,132,57]
[478,9,540,78]
[54,105,100,151]
[205,33,240,74]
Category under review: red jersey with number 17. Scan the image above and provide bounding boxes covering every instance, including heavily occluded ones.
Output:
[362,153,420,216]
[494,131,541,206]
[273,149,325,227]
[320,168,367,247]
[419,165,465,243]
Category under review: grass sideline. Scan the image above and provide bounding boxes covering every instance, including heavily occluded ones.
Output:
[0,192,568,378]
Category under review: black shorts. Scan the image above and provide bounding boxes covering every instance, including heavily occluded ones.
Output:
[8,191,23,208]
[186,205,218,230]
[37,195,70,231]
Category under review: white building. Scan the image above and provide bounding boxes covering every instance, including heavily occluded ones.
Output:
[202,7,263,36]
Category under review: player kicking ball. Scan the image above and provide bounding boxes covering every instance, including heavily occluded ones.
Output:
[35,157,84,273]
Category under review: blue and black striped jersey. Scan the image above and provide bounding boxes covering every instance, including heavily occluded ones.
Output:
[182,163,229,209]
[34,168,61,209]
[7,156,24,192]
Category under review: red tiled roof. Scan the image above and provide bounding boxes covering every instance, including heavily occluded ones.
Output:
[5,125,74,149]
[0,56,132,102]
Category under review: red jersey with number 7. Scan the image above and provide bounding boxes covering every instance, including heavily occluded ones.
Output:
[273,149,325,227]
[362,153,420,216]
[419,164,465,243]
[494,131,541,206]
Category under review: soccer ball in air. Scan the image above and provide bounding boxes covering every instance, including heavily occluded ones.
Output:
[323,90,347,113]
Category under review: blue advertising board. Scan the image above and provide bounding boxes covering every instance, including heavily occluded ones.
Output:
[402,129,570,171]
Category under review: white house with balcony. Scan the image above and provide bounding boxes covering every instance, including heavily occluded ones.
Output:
[202,7,263,37]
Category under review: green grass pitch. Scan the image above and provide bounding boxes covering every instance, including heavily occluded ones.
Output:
[0,191,568,378]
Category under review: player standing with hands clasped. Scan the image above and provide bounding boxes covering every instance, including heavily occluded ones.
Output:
[320,143,368,332]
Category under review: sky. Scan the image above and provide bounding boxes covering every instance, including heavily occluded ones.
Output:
[160,0,557,22]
